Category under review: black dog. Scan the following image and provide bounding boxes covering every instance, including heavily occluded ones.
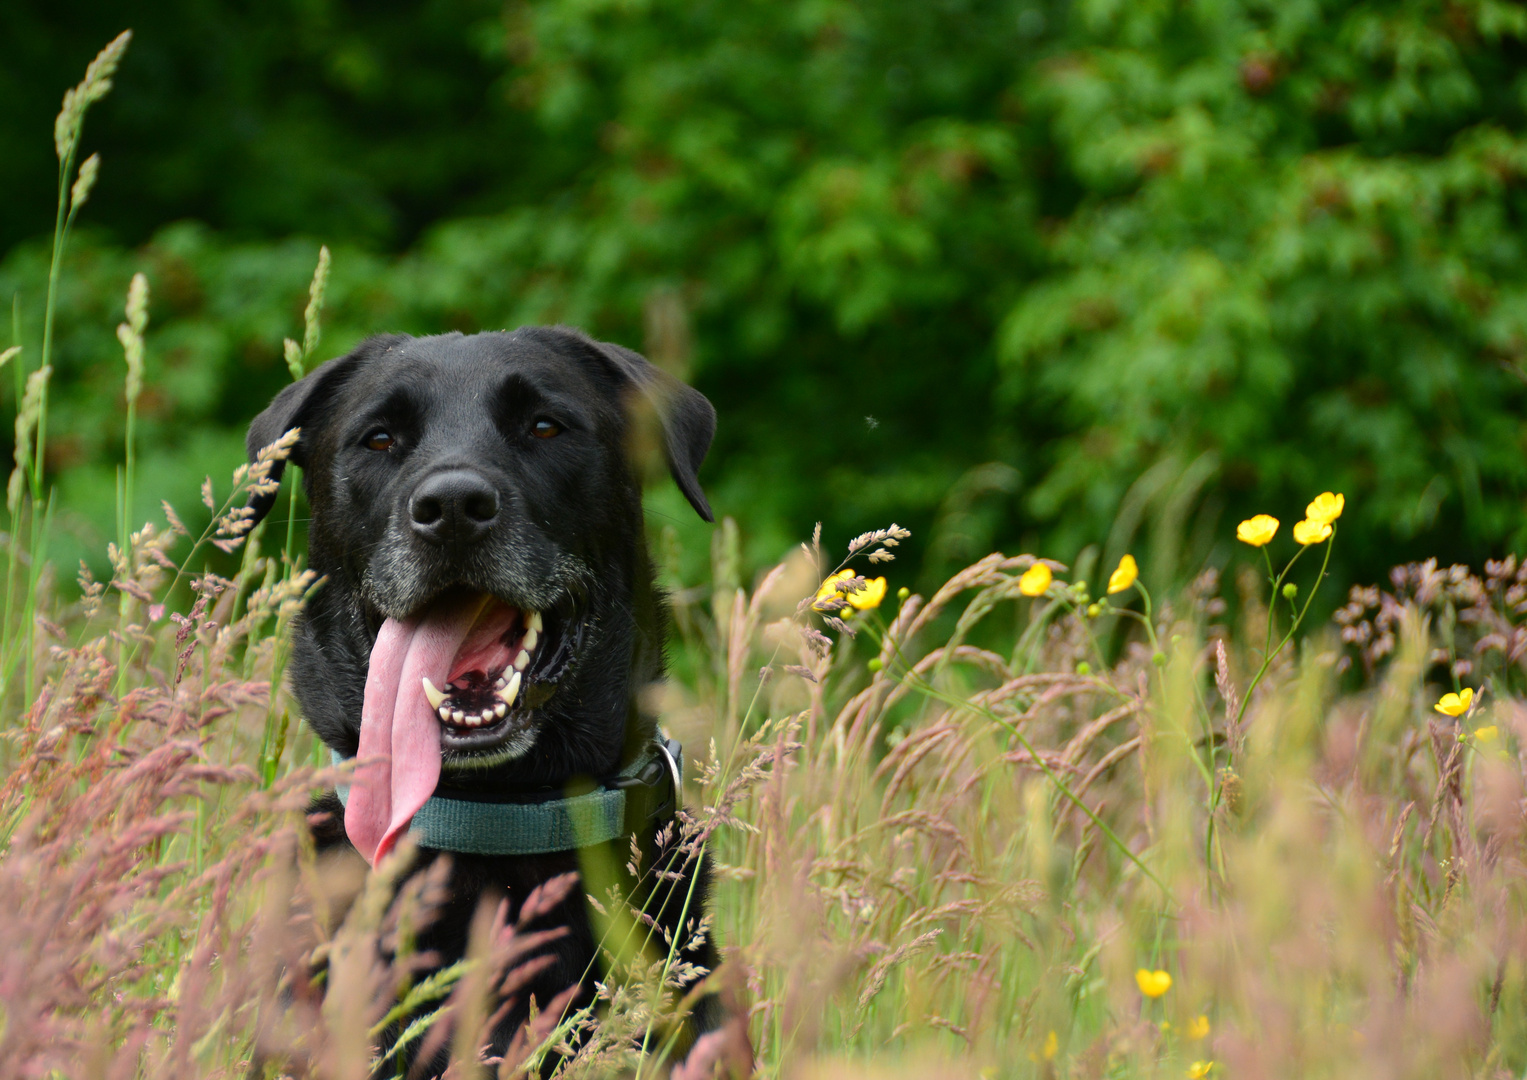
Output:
[245,326,721,1074]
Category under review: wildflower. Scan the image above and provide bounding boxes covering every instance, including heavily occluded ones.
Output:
[1042,1030,1058,1060]
[1472,725,1499,743]
[814,570,888,614]
[1305,491,1345,526]
[813,569,853,610]
[1019,563,1052,597]
[1136,969,1172,998]
[1187,1062,1214,1079]
[1292,518,1332,545]
[1434,688,1473,717]
[846,576,887,611]
[1236,515,1278,546]
[1187,1014,1210,1040]
[1108,554,1139,594]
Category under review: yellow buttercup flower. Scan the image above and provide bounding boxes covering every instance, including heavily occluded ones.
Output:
[1292,518,1332,545]
[812,570,854,611]
[1187,1014,1210,1040]
[1187,1062,1215,1079]
[1019,563,1052,597]
[846,576,887,611]
[813,570,888,615]
[1305,491,1345,526]
[1236,515,1279,547]
[1434,688,1474,717]
[1473,724,1499,743]
[1042,1030,1058,1060]
[1108,554,1139,595]
[1135,968,1172,998]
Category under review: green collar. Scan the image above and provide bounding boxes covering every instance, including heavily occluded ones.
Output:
[332,736,681,856]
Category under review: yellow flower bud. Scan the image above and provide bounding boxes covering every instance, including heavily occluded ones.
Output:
[1107,554,1139,594]
[1135,968,1172,998]
[1236,515,1278,546]
[1018,563,1052,597]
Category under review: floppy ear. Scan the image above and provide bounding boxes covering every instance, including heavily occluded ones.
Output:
[243,335,405,531]
[575,332,716,523]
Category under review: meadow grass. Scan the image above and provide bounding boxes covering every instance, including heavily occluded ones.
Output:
[1,34,1524,1080]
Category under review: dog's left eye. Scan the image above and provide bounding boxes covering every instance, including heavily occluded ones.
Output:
[364,429,396,452]
[532,419,562,440]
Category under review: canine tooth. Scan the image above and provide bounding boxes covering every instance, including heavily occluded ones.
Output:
[528,610,543,633]
[421,677,447,710]
[523,628,539,653]
[494,701,507,718]
[514,649,530,671]
[496,670,522,708]
[450,709,464,724]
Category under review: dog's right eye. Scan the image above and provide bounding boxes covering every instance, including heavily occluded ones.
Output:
[364,429,395,452]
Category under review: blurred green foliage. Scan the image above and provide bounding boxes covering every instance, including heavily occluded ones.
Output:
[6,0,1527,591]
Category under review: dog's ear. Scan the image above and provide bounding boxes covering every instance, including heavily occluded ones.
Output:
[578,334,716,523]
[244,334,406,531]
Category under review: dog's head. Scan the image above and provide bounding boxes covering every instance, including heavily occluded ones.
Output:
[246,327,712,826]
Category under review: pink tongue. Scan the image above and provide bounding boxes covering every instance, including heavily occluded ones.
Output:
[346,594,491,865]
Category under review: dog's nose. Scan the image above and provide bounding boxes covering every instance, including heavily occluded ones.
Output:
[409,470,500,546]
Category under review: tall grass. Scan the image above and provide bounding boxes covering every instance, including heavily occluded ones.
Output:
[0,33,1523,1080]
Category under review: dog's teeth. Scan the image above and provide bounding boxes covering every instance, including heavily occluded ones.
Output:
[450,709,464,724]
[438,705,451,721]
[494,701,507,718]
[496,670,522,708]
[421,677,447,710]
[480,708,494,722]
[496,675,507,688]
[514,649,530,671]
[523,628,539,653]
[528,610,543,633]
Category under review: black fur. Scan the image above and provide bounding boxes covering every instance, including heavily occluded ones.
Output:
[247,326,719,1075]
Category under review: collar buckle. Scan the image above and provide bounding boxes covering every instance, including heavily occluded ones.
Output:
[604,734,682,838]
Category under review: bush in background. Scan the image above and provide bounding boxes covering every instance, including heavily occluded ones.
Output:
[8,1,1527,594]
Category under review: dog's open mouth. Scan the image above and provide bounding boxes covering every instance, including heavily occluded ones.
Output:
[414,592,574,745]
[347,588,578,863]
